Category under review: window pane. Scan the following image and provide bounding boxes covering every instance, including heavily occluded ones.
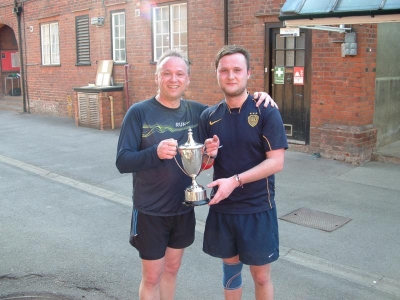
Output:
[161,6,169,19]
[286,50,294,66]
[276,34,284,49]
[172,19,179,32]
[181,33,187,45]
[276,50,284,66]
[163,34,169,45]
[286,37,295,49]
[180,19,187,32]
[296,33,305,49]
[162,20,169,33]
[296,50,305,66]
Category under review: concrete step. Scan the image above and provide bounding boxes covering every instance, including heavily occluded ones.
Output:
[371,153,400,165]
[371,141,400,164]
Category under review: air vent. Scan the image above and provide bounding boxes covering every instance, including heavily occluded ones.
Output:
[77,92,100,129]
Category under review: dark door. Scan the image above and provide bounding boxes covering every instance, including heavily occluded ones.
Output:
[265,26,311,144]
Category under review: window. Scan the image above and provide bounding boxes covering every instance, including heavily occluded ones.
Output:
[76,15,91,65]
[112,11,126,63]
[41,22,60,65]
[152,3,187,61]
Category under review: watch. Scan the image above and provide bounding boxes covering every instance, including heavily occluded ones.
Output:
[234,174,243,188]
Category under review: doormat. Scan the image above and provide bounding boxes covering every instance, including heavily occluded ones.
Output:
[279,207,352,232]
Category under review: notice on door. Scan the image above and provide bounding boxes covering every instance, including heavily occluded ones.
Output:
[274,67,285,85]
[293,67,304,85]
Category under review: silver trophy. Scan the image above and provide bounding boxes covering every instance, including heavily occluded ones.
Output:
[175,129,210,206]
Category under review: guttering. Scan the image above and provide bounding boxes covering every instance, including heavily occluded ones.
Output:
[279,8,400,21]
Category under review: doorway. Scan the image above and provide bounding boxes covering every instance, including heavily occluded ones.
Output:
[265,25,311,144]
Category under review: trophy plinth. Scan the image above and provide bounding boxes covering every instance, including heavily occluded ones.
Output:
[175,129,209,206]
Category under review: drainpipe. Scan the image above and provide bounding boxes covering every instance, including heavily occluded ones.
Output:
[223,0,228,45]
[124,64,130,111]
[109,96,114,129]
[14,0,28,113]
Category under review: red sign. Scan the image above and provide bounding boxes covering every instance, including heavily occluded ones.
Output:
[293,67,304,85]
[1,51,20,72]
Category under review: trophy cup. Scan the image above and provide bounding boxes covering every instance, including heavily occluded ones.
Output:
[175,129,210,206]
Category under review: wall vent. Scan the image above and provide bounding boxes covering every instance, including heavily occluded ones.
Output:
[77,92,100,128]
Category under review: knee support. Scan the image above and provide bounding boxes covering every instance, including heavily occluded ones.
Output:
[222,261,243,290]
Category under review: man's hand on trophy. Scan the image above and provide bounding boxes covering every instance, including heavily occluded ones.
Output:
[253,92,279,109]
[157,138,178,159]
[204,135,220,159]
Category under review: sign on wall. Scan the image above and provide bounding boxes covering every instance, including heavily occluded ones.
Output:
[274,66,285,84]
[1,51,20,72]
[294,67,304,85]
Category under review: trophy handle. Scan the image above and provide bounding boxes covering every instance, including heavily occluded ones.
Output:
[174,155,190,177]
[174,146,210,176]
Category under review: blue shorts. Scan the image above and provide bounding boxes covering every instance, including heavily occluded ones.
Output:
[203,208,279,266]
[129,209,195,260]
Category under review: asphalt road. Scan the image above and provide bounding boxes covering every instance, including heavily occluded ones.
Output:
[1,110,399,299]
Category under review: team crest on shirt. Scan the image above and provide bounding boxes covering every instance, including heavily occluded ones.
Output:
[248,113,259,127]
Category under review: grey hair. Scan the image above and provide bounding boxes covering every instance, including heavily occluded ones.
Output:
[155,49,190,75]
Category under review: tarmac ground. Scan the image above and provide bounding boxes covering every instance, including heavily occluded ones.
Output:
[0,109,400,300]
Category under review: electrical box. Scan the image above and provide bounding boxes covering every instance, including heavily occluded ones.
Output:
[341,32,357,57]
[91,17,105,26]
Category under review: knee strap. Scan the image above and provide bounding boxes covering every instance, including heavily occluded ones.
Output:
[222,261,243,290]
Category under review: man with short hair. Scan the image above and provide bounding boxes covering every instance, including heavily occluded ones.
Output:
[200,45,288,300]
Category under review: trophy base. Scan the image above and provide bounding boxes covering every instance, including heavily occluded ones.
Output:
[183,198,210,207]
[183,185,209,207]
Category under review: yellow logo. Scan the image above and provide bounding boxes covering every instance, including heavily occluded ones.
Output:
[209,119,222,126]
[248,113,259,127]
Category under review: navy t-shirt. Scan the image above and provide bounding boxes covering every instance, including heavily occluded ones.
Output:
[199,94,288,214]
[116,97,207,216]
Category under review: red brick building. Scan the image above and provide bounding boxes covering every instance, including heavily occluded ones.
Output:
[1,0,399,164]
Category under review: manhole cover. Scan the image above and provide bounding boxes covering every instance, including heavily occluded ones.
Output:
[0,293,73,300]
[279,207,351,232]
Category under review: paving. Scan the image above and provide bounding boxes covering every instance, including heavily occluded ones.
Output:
[0,109,400,300]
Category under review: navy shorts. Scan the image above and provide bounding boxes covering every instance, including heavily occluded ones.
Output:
[203,208,279,266]
[129,209,196,260]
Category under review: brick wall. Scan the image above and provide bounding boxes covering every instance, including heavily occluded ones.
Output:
[309,25,378,164]
[0,0,380,163]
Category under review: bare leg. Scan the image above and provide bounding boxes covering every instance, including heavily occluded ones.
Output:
[139,257,164,300]
[250,264,273,300]
[223,256,243,300]
[160,247,185,300]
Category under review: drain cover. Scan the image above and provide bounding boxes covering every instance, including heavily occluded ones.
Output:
[0,293,73,300]
[279,207,351,232]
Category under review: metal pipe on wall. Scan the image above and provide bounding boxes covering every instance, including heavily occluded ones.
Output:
[109,96,115,129]
[124,64,130,111]
[224,0,228,45]
[14,0,28,113]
